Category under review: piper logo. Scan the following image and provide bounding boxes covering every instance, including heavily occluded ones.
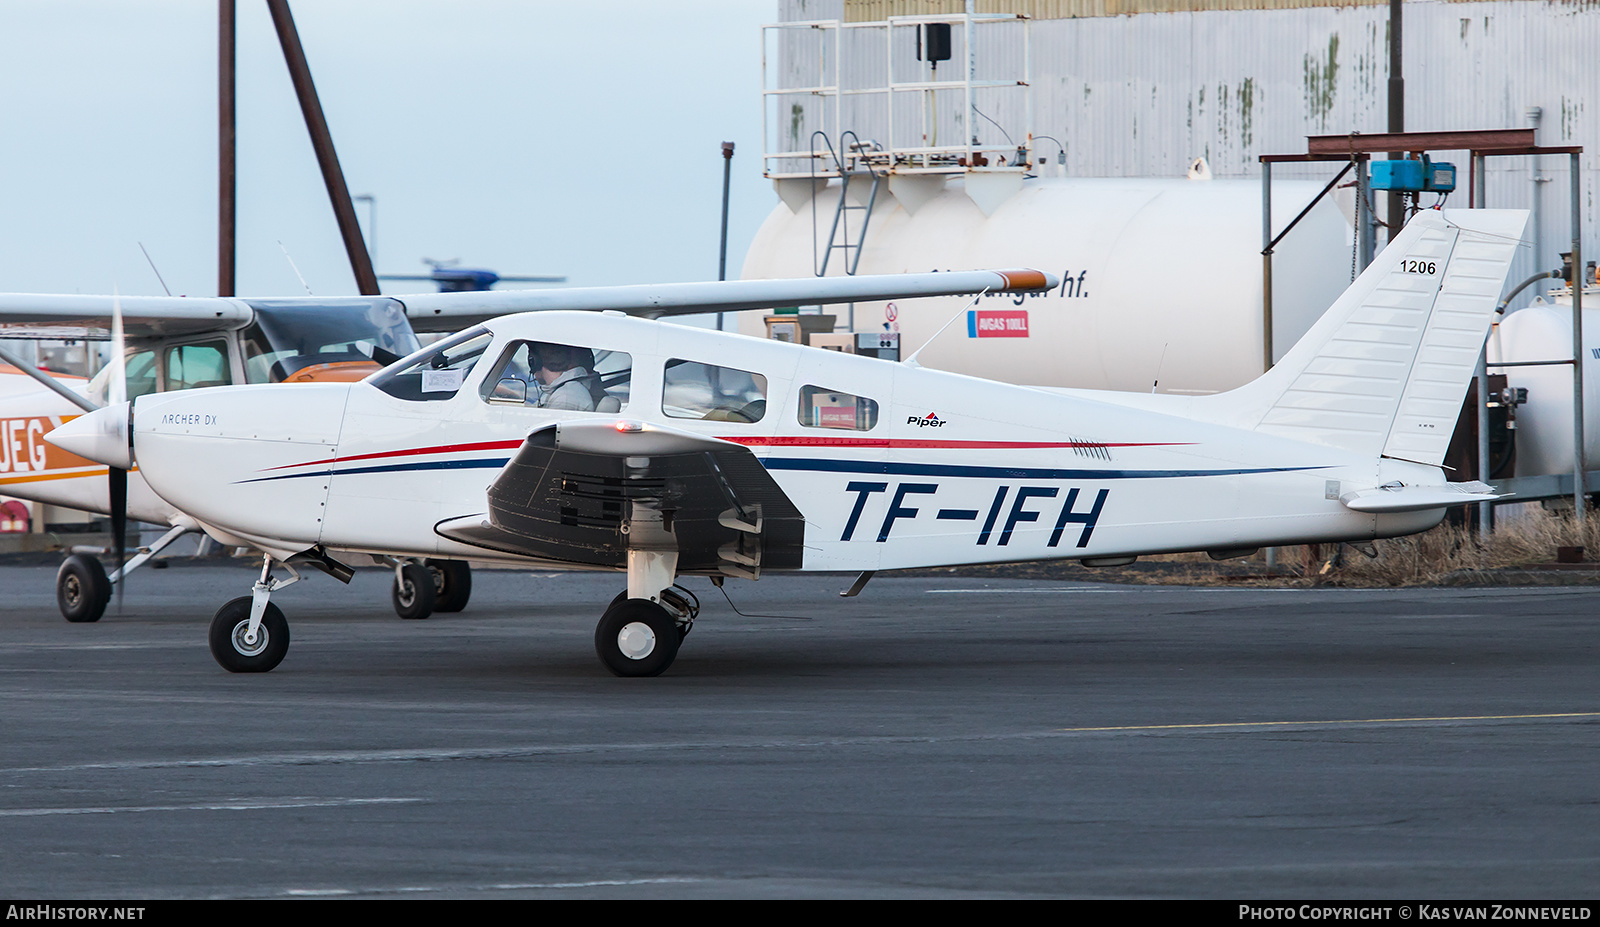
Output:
[908,413,947,428]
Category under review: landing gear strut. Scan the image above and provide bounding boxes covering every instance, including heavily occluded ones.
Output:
[593,549,698,677]
[55,524,192,623]
[209,555,299,673]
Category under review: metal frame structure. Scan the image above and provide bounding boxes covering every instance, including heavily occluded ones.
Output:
[1262,129,1586,525]
[761,13,1033,180]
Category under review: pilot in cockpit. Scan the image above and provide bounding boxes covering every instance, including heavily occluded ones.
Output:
[530,342,597,412]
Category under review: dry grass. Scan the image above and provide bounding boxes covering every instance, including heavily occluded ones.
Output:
[942,504,1600,587]
[1167,504,1600,586]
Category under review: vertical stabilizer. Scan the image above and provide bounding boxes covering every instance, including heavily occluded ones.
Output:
[1201,209,1526,464]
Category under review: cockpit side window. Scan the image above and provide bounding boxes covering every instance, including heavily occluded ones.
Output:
[369,328,494,402]
[662,359,767,423]
[479,340,631,413]
[797,385,879,431]
[165,341,232,391]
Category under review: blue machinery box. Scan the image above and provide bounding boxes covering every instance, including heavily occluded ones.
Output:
[1371,157,1456,193]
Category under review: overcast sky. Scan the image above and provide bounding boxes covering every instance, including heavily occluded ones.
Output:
[0,1,777,300]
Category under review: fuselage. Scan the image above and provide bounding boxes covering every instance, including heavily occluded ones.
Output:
[118,311,1444,572]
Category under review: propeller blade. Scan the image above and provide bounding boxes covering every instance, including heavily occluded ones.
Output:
[109,464,127,611]
[108,287,127,406]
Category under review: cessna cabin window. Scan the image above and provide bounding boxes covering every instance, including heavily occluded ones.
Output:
[369,328,493,402]
[480,340,631,413]
[662,359,767,423]
[123,349,159,400]
[164,341,232,391]
[797,385,879,431]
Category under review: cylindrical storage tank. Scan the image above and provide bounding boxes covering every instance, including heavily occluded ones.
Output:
[740,176,1353,393]
[1490,289,1600,478]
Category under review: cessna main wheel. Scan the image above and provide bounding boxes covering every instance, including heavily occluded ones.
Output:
[427,559,472,613]
[595,598,680,677]
[209,596,290,673]
[57,554,111,624]
[392,562,436,620]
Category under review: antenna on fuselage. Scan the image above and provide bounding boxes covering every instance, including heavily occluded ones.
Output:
[900,287,990,369]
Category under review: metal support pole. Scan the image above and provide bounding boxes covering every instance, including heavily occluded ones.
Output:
[1476,350,1492,537]
[266,0,380,296]
[1356,156,1374,272]
[1262,160,1273,372]
[1571,151,1586,521]
[1386,0,1405,247]
[218,0,235,298]
[718,141,735,331]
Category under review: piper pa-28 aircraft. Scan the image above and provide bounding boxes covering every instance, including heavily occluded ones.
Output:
[1,272,1033,621]
[49,210,1526,677]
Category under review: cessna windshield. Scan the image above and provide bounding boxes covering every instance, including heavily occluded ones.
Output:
[240,298,421,384]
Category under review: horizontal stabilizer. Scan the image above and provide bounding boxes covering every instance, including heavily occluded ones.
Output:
[1339,480,1504,514]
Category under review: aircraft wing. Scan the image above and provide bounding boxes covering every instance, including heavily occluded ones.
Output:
[434,420,805,576]
[0,294,251,339]
[396,269,1054,331]
[0,270,1053,338]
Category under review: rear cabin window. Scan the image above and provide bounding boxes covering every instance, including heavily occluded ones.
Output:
[480,340,631,413]
[662,359,767,423]
[369,328,493,402]
[798,385,879,431]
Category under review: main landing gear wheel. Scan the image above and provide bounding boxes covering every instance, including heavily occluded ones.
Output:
[427,559,472,613]
[392,562,437,620]
[595,598,681,677]
[57,554,111,624]
[209,596,290,673]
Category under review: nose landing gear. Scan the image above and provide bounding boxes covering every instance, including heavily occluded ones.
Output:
[208,555,300,673]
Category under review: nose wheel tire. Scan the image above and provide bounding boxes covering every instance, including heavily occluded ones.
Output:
[57,554,111,623]
[392,562,436,620]
[209,596,290,673]
[595,598,680,677]
[427,559,472,613]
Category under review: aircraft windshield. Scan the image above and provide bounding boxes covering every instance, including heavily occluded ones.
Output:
[368,327,494,402]
[240,298,421,384]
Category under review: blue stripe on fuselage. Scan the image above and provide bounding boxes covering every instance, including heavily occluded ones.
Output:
[756,458,1325,480]
[237,458,509,484]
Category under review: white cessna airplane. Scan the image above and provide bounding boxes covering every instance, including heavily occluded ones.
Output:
[49,210,1526,677]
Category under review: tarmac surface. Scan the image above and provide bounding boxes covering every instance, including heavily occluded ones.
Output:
[1,561,1597,899]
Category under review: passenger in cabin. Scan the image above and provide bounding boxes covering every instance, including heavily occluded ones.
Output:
[530,342,597,412]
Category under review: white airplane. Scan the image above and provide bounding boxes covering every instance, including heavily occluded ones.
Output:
[48,210,1526,677]
[1,274,1034,622]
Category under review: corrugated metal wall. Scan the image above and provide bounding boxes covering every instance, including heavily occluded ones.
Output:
[839,0,1586,22]
[777,0,1598,299]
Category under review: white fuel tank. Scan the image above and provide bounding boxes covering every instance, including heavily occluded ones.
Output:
[1490,286,1600,478]
[739,176,1354,394]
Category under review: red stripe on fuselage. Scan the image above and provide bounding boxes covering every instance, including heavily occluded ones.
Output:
[263,439,524,472]
[715,436,1193,450]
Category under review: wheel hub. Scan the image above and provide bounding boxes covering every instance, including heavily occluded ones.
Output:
[616,621,656,660]
[62,575,82,607]
[231,621,269,657]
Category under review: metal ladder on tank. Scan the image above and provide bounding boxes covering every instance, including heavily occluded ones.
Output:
[811,131,881,277]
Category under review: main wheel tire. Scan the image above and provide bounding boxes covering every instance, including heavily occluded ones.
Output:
[57,554,110,623]
[594,598,681,677]
[428,559,472,613]
[392,562,436,620]
[208,596,289,673]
